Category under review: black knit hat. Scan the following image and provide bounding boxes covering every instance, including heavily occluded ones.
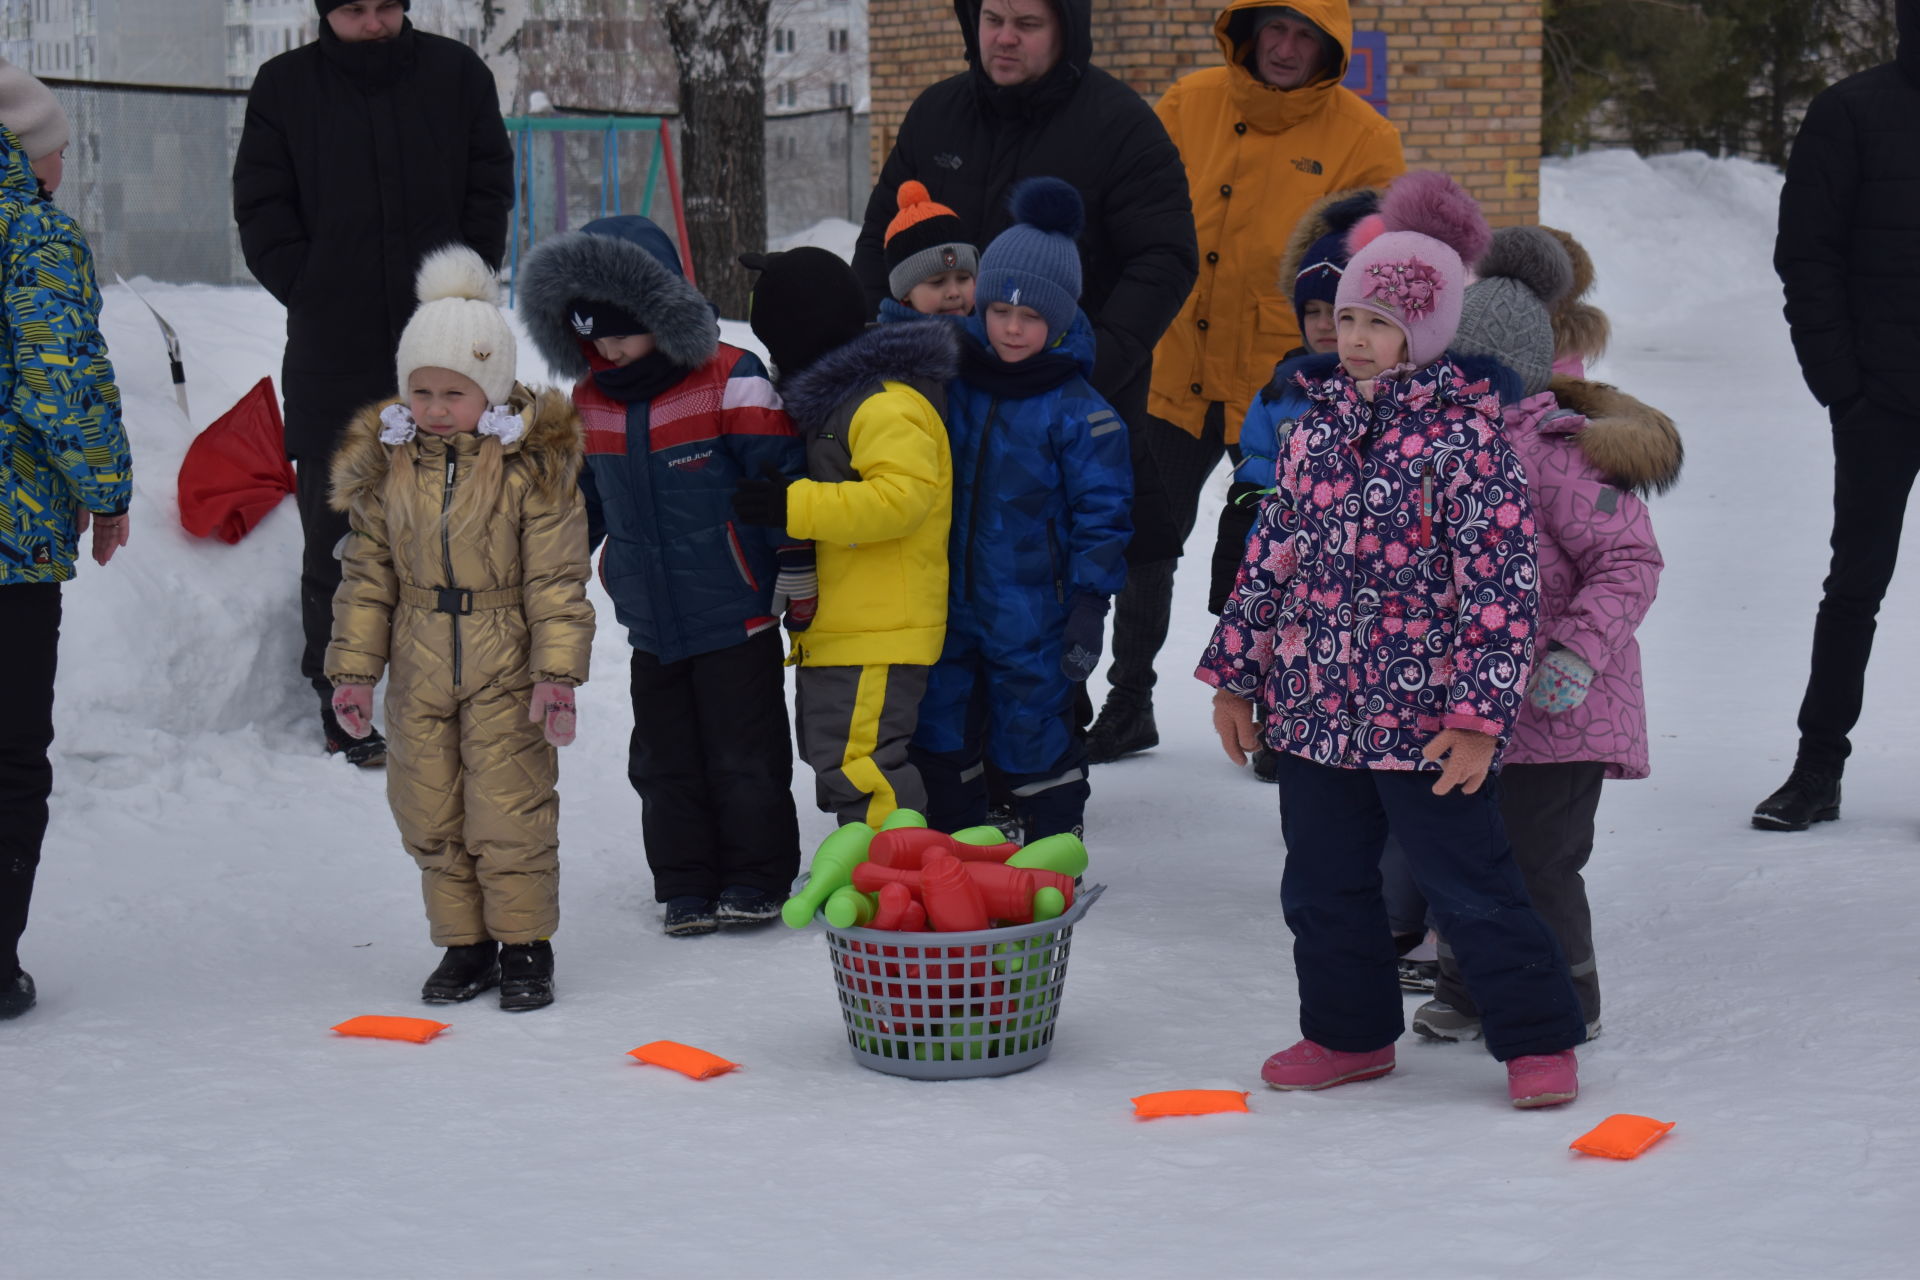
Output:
[739,248,868,379]
[564,296,650,340]
[317,1,410,15]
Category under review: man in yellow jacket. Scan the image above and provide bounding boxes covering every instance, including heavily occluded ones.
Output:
[1089,0,1403,763]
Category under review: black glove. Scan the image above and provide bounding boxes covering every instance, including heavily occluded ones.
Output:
[1209,482,1264,615]
[731,465,794,529]
[1059,593,1109,682]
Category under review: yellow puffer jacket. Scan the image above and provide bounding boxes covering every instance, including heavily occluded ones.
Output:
[325,384,595,694]
[785,380,952,668]
[1148,0,1404,442]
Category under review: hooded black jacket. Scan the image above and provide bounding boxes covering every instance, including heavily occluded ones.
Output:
[233,20,513,457]
[852,0,1197,559]
[1775,0,1920,422]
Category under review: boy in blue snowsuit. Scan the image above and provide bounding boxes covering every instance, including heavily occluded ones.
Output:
[910,178,1132,840]
[518,216,811,937]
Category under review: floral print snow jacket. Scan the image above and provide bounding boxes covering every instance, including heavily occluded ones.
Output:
[1197,356,1539,771]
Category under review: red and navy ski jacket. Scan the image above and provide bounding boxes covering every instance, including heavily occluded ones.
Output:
[575,343,807,663]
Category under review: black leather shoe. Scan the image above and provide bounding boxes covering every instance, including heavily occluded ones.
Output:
[1087,696,1158,764]
[498,940,555,1011]
[421,942,500,1004]
[1752,768,1841,831]
[0,970,36,1019]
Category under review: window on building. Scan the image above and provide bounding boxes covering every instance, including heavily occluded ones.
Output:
[829,28,848,53]
[830,82,848,108]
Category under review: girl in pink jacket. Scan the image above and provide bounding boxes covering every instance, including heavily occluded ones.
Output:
[1425,225,1681,1042]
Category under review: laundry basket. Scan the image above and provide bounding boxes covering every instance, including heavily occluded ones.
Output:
[809,881,1105,1080]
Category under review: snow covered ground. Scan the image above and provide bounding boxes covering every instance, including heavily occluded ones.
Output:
[5,152,1917,1277]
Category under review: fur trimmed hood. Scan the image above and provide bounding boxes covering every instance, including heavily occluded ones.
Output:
[779,318,961,433]
[1549,374,1683,497]
[329,383,584,512]
[517,217,718,379]
[1277,187,1384,296]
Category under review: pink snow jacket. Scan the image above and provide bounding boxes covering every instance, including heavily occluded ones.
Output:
[1197,357,1538,771]
[1502,378,1680,779]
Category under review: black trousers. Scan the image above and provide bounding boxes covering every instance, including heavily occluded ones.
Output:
[294,451,351,704]
[1795,405,1920,772]
[1273,752,1585,1062]
[1105,403,1234,703]
[1435,761,1606,1026]
[1,582,61,980]
[627,629,802,901]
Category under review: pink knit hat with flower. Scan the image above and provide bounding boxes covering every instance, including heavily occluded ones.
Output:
[1335,171,1493,369]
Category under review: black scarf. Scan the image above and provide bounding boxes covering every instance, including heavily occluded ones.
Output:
[318,18,417,87]
[959,336,1081,397]
[591,350,692,404]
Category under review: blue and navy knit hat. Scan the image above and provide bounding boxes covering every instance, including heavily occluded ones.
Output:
[975,177,1084,341]
[1288,190,1380,335]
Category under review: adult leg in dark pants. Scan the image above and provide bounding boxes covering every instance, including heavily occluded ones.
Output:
[1276,753,1585,1061]
[1093,403,1231,761]
[628,630,802,903]
[0,582,60,1014]
[1431,761,1606,1032]
[1795,410,1920,773]
[296,451,386,762]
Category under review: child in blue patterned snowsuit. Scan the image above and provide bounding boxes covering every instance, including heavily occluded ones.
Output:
[910,178,1131,840]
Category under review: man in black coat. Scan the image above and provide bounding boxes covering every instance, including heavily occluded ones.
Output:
[233,0,512,761]
[852,0,1197,572]
[1757,0,1920,831]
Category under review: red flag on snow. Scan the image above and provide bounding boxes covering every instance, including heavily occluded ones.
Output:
[177,377,297,544]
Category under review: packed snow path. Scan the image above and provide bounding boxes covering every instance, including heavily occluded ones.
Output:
[5,153,1915,1277]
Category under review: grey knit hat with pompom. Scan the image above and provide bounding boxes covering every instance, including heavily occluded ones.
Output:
[1451,226,1575,397]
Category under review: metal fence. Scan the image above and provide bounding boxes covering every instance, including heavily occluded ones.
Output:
[35,79,871,288]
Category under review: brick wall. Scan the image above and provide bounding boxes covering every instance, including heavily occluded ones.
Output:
[867,1,1542,225]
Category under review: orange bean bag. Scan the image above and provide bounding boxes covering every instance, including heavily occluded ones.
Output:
[1131,1089,1251,1118]
[1570,1114,1676,1160]
[628,1040,739,1079]
[331,1015,449,1044]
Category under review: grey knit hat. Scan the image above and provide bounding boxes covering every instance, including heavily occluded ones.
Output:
[1451,226,1576,397]
[975,177,1084,342]
[0,58,67,161]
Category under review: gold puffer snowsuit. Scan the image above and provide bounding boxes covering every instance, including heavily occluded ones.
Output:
[326,385,594,946]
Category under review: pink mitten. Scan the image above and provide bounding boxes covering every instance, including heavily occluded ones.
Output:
[529,681,578,747]
[331,683,374,739]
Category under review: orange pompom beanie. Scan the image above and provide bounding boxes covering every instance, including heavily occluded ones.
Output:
[883,180,978,301]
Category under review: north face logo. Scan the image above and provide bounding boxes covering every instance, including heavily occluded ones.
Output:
[933,152,963,171]
[570,311,594,336]
[1292,157,1324,175]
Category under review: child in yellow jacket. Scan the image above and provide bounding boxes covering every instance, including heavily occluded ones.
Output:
[732,248,959,827]
[327,246,594,1011]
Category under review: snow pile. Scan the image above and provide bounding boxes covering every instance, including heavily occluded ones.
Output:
[5,156,1915,1277]
[772,215,861,262]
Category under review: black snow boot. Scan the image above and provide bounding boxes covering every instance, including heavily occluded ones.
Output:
[420,942,500,1004]
[1086,695,1158,764]
[1752,767,1842,831]
[322,705,388,769]
[0,970,36,1020]
[498,940,555,1011]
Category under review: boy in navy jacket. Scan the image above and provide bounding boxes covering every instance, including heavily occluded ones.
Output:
[910,179,1132,840]
[521,217,810,936]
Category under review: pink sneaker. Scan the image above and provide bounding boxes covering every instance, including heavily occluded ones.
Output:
[1260,1039,1396,1091]
[1507,1050,1579,1108]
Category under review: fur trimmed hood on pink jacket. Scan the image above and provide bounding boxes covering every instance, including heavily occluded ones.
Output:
[1501,376,1680,778]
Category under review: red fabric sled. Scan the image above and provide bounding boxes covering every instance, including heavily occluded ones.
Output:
[177,377,296,544]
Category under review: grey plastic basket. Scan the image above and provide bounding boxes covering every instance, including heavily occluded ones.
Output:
[808,879,1105,1080]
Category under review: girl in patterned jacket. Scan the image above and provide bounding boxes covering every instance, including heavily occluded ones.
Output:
[1198,172,1587,1109]
[1419,226,1678,1044]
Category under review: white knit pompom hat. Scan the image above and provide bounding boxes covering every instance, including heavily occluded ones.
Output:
[394,245,517,405]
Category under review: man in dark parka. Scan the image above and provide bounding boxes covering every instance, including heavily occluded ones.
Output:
[852,0,1197,571]
[1757,0,1920,830]
[232,0,512,759]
